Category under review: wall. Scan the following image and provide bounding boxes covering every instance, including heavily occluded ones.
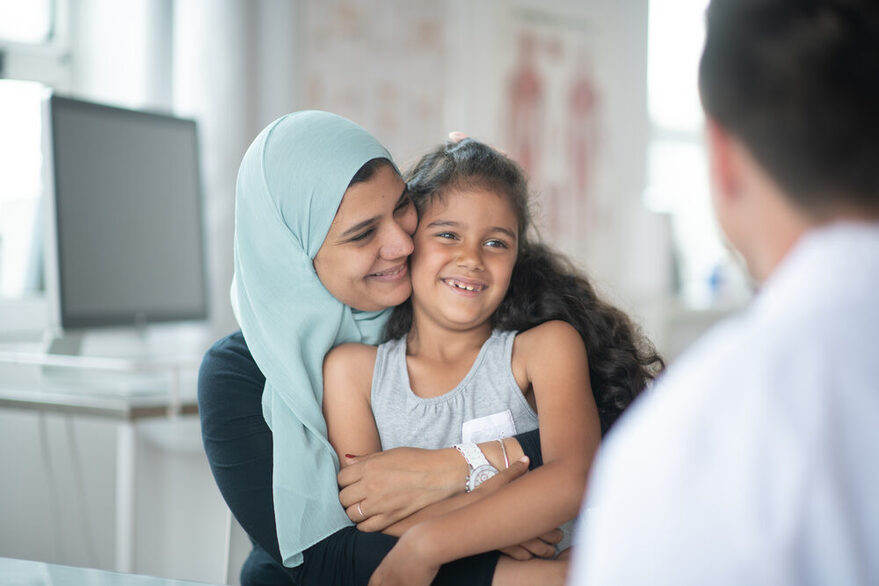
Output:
[0,0,663,583]
[443,0,671,326]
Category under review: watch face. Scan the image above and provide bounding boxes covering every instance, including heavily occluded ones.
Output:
[467,464,499,491]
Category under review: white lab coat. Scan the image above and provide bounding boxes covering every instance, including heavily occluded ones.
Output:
[569,222,879,586]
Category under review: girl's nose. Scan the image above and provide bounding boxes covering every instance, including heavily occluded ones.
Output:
[456,243,484,271]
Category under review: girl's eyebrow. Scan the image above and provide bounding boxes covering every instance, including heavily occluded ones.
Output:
[427,219,517,240]
[490,226,518,240]
[338,186,408,239]
[426,219,459,228]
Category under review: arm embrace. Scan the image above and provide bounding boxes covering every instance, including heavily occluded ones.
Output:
[369,321,601,585]
[323,344,540,529]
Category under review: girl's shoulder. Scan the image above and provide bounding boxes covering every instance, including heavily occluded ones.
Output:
[325,342,378,366]
[324,343,378,383]
[513,320,583,353]
[511,320,587,380]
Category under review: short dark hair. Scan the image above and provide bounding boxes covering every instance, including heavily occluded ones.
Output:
[699,0,879,214]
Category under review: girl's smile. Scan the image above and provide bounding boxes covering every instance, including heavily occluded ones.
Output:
[441,276,488,294]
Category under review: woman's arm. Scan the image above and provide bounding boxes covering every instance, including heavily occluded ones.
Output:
[369,321,601,585]
[336,429,542,532]
[198,331,297,581]
[374,441,524,536]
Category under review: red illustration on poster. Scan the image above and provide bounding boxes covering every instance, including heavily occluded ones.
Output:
[502,10,601,251]
[568,56,598,203]
[507,32,544,178]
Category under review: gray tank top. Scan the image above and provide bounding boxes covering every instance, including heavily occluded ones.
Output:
[371,329,539,450]
[372,328,577,552]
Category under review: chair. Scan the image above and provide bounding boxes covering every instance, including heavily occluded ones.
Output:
[224,510,253,585]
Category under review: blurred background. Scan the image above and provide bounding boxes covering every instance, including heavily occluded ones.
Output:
[0,0,751,583]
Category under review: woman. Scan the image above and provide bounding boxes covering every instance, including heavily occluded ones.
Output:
[198,111,549,585]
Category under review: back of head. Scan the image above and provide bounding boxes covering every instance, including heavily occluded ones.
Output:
[699,0,879,215]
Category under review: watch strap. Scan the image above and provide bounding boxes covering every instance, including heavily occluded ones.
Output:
[454,443,498,492]
[454,442,491,469]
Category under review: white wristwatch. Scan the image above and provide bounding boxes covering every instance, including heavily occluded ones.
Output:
[454,443,498,492]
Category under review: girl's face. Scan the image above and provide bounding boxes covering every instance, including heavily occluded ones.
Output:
[313,164,417,311]
[410,187,519,332]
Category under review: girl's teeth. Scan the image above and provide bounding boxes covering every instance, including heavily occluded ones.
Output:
[450,280,479,291]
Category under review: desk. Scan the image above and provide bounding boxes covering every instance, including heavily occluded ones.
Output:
[0,353,200,575]
[0,556,219,585]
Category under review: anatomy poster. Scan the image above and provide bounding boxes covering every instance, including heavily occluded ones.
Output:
[501,7,603,253]
[303,0,445,165]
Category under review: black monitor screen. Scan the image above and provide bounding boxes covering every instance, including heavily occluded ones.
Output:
[48,95,207,329]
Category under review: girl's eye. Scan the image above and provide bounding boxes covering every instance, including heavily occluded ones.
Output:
[349,228,375,242]
[436,232,458,240]
[485,239,508,248]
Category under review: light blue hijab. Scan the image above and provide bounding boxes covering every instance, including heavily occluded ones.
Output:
[232,111,395,567]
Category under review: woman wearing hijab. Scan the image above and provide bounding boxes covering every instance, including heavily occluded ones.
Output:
[199,111,547,585]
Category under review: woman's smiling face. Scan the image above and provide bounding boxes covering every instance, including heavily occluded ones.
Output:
[409,187,519,332]
[313,162,417,311]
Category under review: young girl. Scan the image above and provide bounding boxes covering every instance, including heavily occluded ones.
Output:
[323,139,663,585]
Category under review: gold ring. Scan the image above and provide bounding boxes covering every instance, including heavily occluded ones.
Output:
[357,502,365,520]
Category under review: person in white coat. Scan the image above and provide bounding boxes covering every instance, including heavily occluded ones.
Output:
[568,0,879,584]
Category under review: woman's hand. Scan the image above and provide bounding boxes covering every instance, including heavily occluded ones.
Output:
[338,447,464,532]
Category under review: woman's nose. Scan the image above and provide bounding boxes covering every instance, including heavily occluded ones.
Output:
[379,221,415,260]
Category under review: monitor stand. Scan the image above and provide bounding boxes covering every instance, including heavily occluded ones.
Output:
[45,330,83,356]
[40,328,168,393]
[43,326,152,359]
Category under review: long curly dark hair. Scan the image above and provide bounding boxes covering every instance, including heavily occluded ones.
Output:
[386,139,664,434]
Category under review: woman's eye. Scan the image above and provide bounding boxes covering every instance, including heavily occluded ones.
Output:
[394,196,413,214]
[349,228,375,242]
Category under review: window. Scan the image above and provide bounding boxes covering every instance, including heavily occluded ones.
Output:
[0,0,54,45]
[0,80,45,298]
[0,0,68,334]
[645,0,749,308]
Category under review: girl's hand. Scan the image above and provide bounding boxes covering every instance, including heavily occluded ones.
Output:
[367,525,441,586]
[338,447,463,531]
[499,528,564,560]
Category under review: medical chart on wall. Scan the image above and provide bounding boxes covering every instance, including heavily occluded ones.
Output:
[499,6,604,254]
[303,0,445,166]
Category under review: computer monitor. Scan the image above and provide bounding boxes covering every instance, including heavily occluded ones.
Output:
[41,94,208,355]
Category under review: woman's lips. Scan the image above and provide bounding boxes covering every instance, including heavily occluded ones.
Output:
[368,263,408,282]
